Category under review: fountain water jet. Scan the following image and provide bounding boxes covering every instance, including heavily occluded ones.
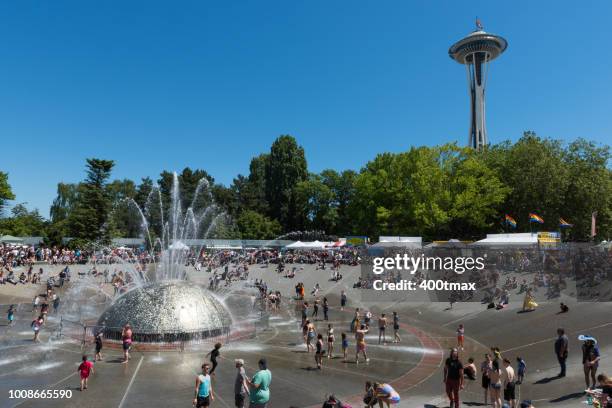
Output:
[91,172,235,344]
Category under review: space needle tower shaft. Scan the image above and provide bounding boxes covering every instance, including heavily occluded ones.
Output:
[449,20,507,149]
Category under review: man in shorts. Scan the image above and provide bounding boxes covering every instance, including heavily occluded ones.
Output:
[378,314,388,344]
[503,358,516,408]
[194,363,214,407]
[355,324,369,364]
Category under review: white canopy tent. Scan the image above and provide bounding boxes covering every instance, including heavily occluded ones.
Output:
[472,233,538,247]
[285,241,305,249]
[284,241,328,250]
[168,241,190,250]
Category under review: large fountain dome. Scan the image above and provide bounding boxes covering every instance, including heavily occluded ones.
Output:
[97,281,232,343]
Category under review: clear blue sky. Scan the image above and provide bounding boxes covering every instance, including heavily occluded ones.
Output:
[1,1,611,218]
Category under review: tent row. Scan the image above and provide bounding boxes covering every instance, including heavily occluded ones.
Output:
[284,240,345,250]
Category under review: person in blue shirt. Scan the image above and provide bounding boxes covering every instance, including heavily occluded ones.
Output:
[193,363,214,407]
[7,305,15,326]
[248,358,271,408]
[516,357,526,384]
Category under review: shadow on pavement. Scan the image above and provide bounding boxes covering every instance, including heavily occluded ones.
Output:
[534,375,562,384]
[549,391,585,403]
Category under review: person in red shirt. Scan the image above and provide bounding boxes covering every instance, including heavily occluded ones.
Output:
[78,355,94,391]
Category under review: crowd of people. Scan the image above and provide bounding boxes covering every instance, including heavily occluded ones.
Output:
[438,327,610,408]
[2,241,611,407]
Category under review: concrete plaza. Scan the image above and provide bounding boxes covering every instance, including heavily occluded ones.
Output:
[0,262,610,408]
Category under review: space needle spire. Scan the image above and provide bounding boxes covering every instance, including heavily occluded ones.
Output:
[449,20,507,149]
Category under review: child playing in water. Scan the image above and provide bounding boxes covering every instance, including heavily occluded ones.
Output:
[457,324,465,351]
[341,333,349,362]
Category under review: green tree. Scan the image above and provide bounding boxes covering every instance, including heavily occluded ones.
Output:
[296,174,338,233]
[562,139,612,240]
[320,169,357,235]
[485,132,569,232]
[265,136,308,231]
[351,147,452,239]
[134,177,154,209]
[67,159,115,243]
[158,168,215,215]
[0,204,47,236]
[237,210,281,239]
[448,151,510,237]
[231,154,270,217]
[0,172,15,215]
[348,144,509,240]
[107,179,140,237]
[50,183,80,223]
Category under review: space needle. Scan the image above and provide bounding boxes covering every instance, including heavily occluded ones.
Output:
[449,20,507,149]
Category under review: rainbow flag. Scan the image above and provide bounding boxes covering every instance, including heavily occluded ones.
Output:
[529,213,544,224]
[559,218,573,228]
[504,214,517,228]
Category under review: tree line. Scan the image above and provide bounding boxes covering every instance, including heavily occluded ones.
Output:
[1,132,610,244]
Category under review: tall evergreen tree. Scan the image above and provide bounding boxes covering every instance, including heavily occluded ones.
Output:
[264,135,308,231]
[67,159,115,244]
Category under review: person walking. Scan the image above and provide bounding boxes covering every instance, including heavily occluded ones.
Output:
[503,358,516,408]
[378,314,388,344]
[341,333,349,362]
[78,355,94,391]
[305,320,316,353]
[581,336,601,390]
[516,356,526,384]
[326,324,335,359]
[554,328,569,377]
[323,297,329,321]
[489,360,503,408]
[7,305,15,326]
[443,348,464,408]
[340,290,347,311]
[234,359,248,408]
[121,323,133,363]
[52,295,60,313]
[248,358,271,408]
[301,302,309,327]
[457,324,465,351]
[31,316,43,342]
[392,312,401,343]
[315,334,324,369]
[206,342,222,375]
[355,324,369,364]
[94,331,104,361]
[481,354,493,406]
[32,295,40,312]
[312,297,320,318]
[193,363,214,408]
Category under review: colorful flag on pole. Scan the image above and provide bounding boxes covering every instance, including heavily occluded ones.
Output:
[591,211,598,238]
[559,218,573,228]
[529,213,544,224]
[504,215,517,228]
